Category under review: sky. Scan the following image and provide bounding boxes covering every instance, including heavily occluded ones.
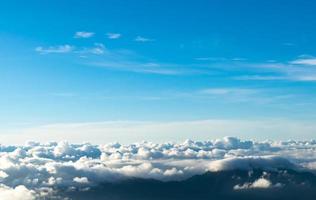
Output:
[1,0,316,143]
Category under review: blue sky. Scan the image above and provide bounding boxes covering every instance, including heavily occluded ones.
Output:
[1,0,316,143]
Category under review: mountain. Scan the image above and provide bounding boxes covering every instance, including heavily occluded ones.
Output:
[62,168,316,200]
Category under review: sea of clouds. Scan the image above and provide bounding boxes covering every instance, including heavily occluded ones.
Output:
[0,137,316,199]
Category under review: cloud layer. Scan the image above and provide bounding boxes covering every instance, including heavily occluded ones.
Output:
[0,137,316,199]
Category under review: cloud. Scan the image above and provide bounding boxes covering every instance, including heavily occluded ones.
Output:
[33,43,316,81]
[234,178,274,190]
[290,58,316,66]
[135,36,154,42]
[0,137,315,198]
[107,33,121,39]
[195,57,227,61]
[35,43,107,56]
[91,61,182,75]
[234,75,287,81]
[250,178,272,188]
[85,43,106,55]
[74,31,95,38]
[35,45,74,54]
[73,177,89,184]
[208,156,295,172]
[199,88,257,96]
[196,87,289,105]
[0,184,37,200]
[283,42,295,46]
[229,61,316,82]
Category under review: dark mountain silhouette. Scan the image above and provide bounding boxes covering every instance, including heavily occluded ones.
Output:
[60,168,316,200]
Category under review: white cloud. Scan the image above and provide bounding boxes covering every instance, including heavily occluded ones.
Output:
[200,88,257,96]
[135,36,153,42]
[195,57,227,61]
[35,45,74,54]
[251,178,272,188]
[283,42,295,46]
[88,56,316,80]
[0,171,8,179]
[76,43,106,55]
[0,137,314,198]
[234,178,273,190]
[290,58,316,66]
[90,60,184,75]
[232,57,247,61]
[234,75,287,81]
[292,75,316,81]
[204,59,316,82]
[33,44,316,82]
[74,31,95,38]
[0,184,37,200]
[73,177,89,184]
[197,87,290,105]
[88,43,106,55]
[208,156,294,172]
[107,33,121,39]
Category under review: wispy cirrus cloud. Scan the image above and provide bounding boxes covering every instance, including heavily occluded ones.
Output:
[90,61,182,75]
[228,59,316,82]
[234,75,287,81]
[34,42,194,74]
[135,36,154,42]
[290,57,316,66]
[36,43,106,56]
[35,45,74,54]
[74,31,95,38]
[107,33,121,39]
[34,36,316,81]
[199,88,257,96]
[195,57,228,61]
[79,43,106,55]
[196,87,280,104]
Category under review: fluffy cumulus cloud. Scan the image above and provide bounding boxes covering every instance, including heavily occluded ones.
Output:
[0,137,316,199]
[0,184,37,200]
[234,177,283,190]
